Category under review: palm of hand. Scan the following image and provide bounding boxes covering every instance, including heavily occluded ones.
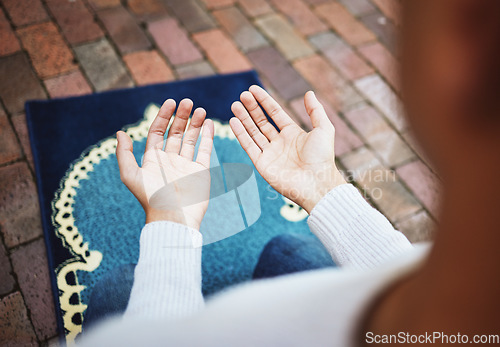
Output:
[116,98,214,229]
[230,86,345,213]
[138,149,211,223]
[255,125,334,204]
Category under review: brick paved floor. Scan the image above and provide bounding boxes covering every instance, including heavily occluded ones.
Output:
[0,0,440,345]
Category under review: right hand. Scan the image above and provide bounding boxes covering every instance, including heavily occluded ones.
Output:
[116,98,214,230]
[230,85,346,213]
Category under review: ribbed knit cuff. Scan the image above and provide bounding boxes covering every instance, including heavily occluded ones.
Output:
[138,221,203,256]
[307,184,413,270]
[124,221,204,320]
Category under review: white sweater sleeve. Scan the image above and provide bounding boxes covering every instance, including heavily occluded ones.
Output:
[307,184,413,269]
[79,184,424,347]
[123,221,204,320]
[122,184,411,321]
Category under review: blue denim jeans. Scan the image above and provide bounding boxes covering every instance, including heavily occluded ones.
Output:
[83,233,336,330]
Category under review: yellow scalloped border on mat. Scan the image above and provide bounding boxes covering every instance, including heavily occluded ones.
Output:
[51,103,306,343]
[51,103,160,343]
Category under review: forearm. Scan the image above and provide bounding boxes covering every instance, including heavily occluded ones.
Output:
[124,221,204,320]
[307,184,413,269]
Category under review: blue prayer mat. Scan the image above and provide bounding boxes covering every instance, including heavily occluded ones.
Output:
[26,71,313,342]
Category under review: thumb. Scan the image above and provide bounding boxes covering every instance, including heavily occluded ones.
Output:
[116,131,139,183]
[304,91,333,131]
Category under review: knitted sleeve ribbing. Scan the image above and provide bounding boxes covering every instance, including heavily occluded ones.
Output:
[123,221,204,320]
[307,184,413,270]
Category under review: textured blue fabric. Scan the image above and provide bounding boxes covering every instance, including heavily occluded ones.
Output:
[83,263,135,331]
[82,234,336,330]
[253,233,336,279]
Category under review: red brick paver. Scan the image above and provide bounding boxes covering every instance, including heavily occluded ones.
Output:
[0,53,46,114]
[269,0,327,36]
[127,0,169,20]
[193,29,252,73]
[46,0,104,45]
[247,46,310,101]
[344,104,414,167]
[213,7,268,52]
[148,18,202,66]
[74,39,133,91]
[396,160,441,216]
[11,239,57,340]
[360,11,397,54]
[11,113,35,170]
[372,0,401,25]
[98,6,151,54]
[294,54,362,112]
[315,2,376,46]
[176,61,215,79]
[0,9,20,57]
[310,32,374,80]
[201,0,236,9]
[0,241,15,296]
[238,0,273,17]
[2,0,48,27]
[255,14,314,60]
[87,0,121,10]
[44,70,92,98]
[0,162,42,248]
[164,0,216,32]
[17,22,76,79]
[0,111,22,165]
[124,50,174,85]
[339,0,375,17]
[0,292,37,345]
[358,41,399,90]
[354,74,405,130]
[304,0,329,4]
[341,147,421,222]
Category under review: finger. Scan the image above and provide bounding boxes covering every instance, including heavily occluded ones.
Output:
[180,107,206,160]
[229,117,262,163]
[239,91,279,141]
[116,131,139,183]
[231,101,269,149]
[304,91,333,130]
[146,99,176,151]
[249,85,294,130]
[165,98,193,154]
[195,119,214,168]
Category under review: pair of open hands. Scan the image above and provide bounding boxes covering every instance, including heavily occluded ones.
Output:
[116,85,346,230]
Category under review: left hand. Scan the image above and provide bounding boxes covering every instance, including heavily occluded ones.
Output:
[116,98,214,230]
[230,86,346,213]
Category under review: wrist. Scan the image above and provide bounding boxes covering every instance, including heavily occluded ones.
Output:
[300,169,347,213]
[145,208,201,230]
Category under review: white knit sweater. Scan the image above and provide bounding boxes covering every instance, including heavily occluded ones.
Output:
[79,184,429,346]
